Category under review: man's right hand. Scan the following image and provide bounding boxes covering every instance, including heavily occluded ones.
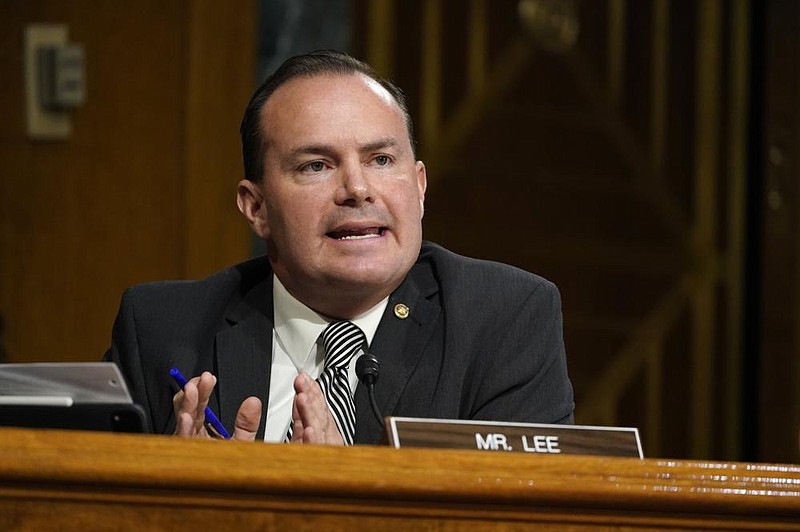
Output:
[172,371,261,441]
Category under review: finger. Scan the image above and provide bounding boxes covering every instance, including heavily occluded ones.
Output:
[173,382,202,437]
[294,392,320,443]
[293,374,344,446]
[297,404,343,446]
[313,410,344,446]
[301,425,317,443]
[195,372,216,412]
[172,388,184,419]
[289,394,304,443]
[289,374,317,443]
[188,372,218,434]
[174,410,196,436]
[186,377,206,434]
[294,374,327,428]
[295,373,327,414]
[173,373,216,438]
[232,396,262,442]
[292,372,314,395]
[294,386,325,428]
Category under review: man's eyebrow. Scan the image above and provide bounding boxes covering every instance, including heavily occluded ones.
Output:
[286,139,401,160]
[287,144,336,159]
[360,138,399,152]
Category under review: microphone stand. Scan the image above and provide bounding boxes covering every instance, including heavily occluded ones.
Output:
[356,353,384,428]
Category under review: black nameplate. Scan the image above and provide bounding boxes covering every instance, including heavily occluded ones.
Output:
[385,417,643,458]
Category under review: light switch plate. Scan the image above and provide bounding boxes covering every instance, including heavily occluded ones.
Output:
[39,44,86,110]
[25,24,71,139]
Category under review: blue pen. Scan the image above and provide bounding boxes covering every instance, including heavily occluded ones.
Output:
[169,368,231,439]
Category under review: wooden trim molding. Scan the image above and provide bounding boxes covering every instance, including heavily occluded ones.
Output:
[0,427,798,530]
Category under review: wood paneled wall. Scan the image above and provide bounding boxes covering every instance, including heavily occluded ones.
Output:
[0,1,255,362]
[351,0,800,463]
[759,0,800,464]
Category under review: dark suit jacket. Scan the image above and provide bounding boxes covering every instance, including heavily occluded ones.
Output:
[104,241,574,444]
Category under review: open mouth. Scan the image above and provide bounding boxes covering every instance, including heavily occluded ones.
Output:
[326,226,385,240]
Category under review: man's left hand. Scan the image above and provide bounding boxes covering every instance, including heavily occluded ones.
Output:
[289,372,344,445]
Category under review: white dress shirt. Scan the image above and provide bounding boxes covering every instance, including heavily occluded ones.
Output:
[264,275,387,442]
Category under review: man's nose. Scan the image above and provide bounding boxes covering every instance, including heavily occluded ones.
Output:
[336,162,372,205]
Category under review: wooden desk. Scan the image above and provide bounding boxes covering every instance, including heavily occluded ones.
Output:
[0,427,798,530]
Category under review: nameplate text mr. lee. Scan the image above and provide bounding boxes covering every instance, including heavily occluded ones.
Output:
[387,417,643,458]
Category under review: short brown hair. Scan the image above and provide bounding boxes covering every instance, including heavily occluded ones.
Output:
[240,50,415,183]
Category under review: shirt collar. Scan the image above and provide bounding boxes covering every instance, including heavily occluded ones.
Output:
[273,275,388,365]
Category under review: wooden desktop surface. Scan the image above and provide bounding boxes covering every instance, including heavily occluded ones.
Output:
[0,427,798,530]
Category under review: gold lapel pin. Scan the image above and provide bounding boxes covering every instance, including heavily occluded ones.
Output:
[393,303,410,319]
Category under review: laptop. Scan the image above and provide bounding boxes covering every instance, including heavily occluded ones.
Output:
[0,362,148,433]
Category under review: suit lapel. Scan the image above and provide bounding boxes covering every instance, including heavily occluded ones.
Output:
[355,260,441,443]
[215,272,273,440]
[210,253,441,443]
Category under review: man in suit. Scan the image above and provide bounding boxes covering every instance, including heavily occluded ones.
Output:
[105,51,574,445]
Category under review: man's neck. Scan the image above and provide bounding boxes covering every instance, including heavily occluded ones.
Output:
[300,288,394,321]
[276,277,397,320]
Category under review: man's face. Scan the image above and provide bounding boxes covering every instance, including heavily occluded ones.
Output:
[239,74,426,317]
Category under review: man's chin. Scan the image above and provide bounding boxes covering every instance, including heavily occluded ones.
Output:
[323,264,407,295]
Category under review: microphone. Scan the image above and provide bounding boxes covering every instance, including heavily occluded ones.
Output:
[356,353,384,428]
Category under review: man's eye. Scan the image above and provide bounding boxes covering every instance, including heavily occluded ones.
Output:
[304,161,325,172]
[375,155,390,166]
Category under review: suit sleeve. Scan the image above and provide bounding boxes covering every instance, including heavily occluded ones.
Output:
[102,287,155,432]
[468,279,574,424]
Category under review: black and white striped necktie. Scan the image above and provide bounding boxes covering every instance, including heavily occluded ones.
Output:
[286,320,365,445]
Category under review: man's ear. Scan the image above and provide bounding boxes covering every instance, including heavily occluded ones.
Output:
[236,179,270,239]
[415,160,427,217]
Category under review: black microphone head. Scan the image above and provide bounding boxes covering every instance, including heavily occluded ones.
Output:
[356,353,380,385]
